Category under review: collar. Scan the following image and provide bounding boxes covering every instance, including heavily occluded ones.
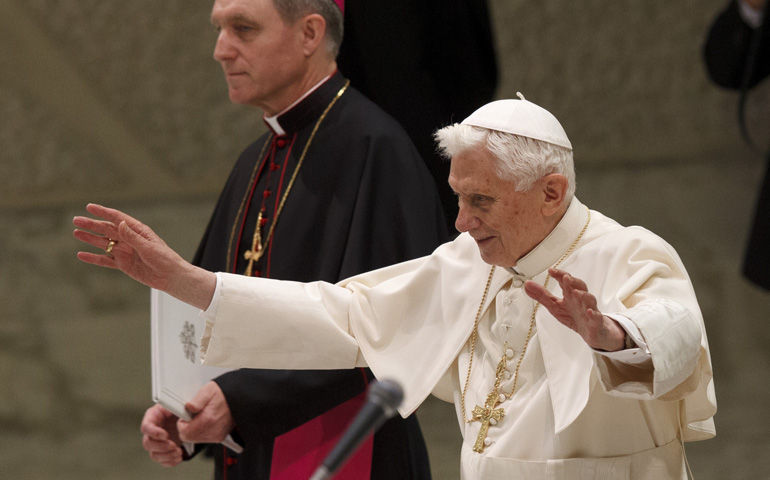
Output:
[263,71,347,136]
[504,197,588,279]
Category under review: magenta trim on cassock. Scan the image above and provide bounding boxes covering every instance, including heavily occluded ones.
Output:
[270,392,373,479]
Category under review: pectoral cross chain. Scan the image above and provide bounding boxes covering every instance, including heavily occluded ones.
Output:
[244,211,264,277]
[470,391,505,453]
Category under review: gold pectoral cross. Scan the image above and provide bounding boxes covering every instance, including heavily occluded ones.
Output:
[470,391,505,453]
[243,211,264,277]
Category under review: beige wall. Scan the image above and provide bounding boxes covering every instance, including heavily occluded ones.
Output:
[2,1,769,478]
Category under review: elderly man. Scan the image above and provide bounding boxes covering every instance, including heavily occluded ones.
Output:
[74,95,717,479]
[112,0,446,478]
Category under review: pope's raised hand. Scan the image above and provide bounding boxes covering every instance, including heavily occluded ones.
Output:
[524,268,625,351]
[73,204,216,310]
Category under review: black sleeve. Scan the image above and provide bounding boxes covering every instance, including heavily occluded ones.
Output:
[703,0,770,89]
[213,368,369,447]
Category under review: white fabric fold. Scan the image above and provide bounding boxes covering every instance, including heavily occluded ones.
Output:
[199,198,716,473]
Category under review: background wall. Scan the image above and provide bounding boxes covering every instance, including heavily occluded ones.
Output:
[2,0,769,478]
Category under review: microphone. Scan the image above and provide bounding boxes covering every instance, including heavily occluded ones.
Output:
[309,379,404,480]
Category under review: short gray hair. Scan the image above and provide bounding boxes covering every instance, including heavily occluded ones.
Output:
[435,123,576,201]
[272,0,344,57]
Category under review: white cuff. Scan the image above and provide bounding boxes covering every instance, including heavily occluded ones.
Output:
[183,442,195,457]
[594,313,651,365]
[200,272,224,322]
[739,0,764,29]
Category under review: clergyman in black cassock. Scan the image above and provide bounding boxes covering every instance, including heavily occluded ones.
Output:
[191,70,447,479]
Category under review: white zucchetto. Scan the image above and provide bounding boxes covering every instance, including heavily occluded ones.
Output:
[461,93,572,150]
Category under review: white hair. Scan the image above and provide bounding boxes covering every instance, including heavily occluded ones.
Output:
[434,123,576,201]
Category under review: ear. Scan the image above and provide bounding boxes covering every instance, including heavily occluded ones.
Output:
[541,174,569,216]
[299,13,327,57]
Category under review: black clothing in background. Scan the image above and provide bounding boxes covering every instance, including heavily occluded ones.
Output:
[337,0,499,231]
[704,0,770,290]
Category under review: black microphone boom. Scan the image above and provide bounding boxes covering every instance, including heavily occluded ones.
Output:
[309,379,404,480]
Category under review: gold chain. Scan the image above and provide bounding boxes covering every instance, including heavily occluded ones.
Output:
[226,139,270,271]
[225,80,350,272]
[461,207,591,423]
[460,265,496,424]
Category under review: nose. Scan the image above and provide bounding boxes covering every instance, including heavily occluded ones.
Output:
[455,203,479,233]
[213,30,236,62]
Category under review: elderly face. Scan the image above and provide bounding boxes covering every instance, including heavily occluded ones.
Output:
[211,0,308,114]
[449,147,553,267]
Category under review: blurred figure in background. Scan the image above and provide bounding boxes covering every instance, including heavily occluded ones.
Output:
[704,0,770,290]
[337,0,498,231]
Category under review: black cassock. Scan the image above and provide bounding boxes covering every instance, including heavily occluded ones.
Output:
[191,72,448,479]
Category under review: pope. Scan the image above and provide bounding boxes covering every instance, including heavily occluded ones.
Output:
[74,94,716,479]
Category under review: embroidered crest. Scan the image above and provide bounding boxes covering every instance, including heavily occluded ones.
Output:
[179,320,198,363]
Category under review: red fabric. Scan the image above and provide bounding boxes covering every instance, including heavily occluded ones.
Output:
[265,133,296,278]
[334,0,344,14]
[270,392,373,479]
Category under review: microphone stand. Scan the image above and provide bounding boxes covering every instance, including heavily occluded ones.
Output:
[308,379,403,480]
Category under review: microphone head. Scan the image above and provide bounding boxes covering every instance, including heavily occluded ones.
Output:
[367,379,403,418]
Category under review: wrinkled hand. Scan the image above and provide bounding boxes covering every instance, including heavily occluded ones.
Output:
[177,382,236,444]
[141,404,184,467]
[73,204,216,310]
[524,268,625,351]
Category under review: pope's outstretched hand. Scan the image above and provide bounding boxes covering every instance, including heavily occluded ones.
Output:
[524,268,626,352]
[73,204,216,310]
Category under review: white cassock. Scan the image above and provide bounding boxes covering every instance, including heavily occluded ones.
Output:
[200,198,716,480]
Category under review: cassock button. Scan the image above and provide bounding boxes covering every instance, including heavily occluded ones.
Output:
[276,137,287,148]
[270,162,280,171]
[505,347,515,359]
[263,190,271,199]
[512,278,524,288]
[260,217,269,227]
[254,270,261,277]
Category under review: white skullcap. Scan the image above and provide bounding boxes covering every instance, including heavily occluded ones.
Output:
[461,93,572,150]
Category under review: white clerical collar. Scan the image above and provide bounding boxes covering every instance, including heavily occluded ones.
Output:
[504,197,588,278]
[263,74,333,136]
